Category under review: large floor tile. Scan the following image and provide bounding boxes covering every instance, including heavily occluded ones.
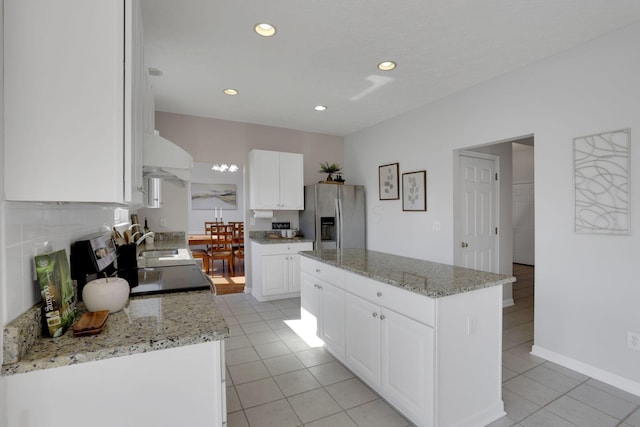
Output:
[503,375,562,406]
[568,383,638,420]
[522,365,583,394]
[501,389,542,422]
[305,412,359,427]
[287,388,342,424]
[546,396,619,427]
[294,347,335,367]
[246,329,281,345]
[274,368,322,397]
[308,361,355,386]
[240,320,272,334]
[235,377,285,408]
[226,347,261,366]
[325,378,378,409]
[226,410,249,427]
[228,360,271,385]
[262,353,306,376]
[520,409,575,427]
[625,407,640,427]
[346,399,410,427]
[227,386,242,413]
[254,340,292,359]
[243,398,301,427]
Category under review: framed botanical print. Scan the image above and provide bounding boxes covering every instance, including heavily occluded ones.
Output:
[379,163,399,200]
[402,170,426,211]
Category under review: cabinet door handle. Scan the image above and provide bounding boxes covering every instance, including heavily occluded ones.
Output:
[315,269,321,273]
[372,312,378,318]
[380,314,386,320]
[376,291,382,297]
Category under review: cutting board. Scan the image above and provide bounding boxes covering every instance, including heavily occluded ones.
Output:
[72,310,109,337]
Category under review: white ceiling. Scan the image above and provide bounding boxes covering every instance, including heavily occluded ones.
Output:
[141,0,640,137]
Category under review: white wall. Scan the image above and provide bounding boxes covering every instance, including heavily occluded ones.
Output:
[345,23,640,395]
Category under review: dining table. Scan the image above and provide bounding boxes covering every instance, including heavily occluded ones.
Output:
[188,234,211,246]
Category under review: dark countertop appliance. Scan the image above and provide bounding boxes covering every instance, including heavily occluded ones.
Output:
[71,232,211,298]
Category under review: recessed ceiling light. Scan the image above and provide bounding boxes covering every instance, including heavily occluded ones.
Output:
[377,61,397,71]
[314,105,327,111]
[254,23,276,37]
[223,88,238,96]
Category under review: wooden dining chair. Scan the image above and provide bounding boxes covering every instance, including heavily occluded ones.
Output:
[230,222,245,274]
[207,224,235,276]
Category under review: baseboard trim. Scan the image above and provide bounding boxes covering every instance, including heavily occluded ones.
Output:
[502,298,514,308]
[531,345,640,397]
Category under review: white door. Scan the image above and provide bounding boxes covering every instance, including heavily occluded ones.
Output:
[513,182,535,265]
[459,154,498,273]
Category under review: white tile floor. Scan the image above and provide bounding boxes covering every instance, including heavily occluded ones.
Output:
[216,268,640,427]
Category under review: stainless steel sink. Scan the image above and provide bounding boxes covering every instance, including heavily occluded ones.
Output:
[140,249,179,258]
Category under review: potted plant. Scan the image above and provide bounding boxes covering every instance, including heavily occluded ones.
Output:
[319,162,342,182]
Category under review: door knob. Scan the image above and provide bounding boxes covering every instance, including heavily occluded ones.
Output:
[372,312,378,317]
[460,242,469,248]
[380,314,386,320]
[376,291,382,297]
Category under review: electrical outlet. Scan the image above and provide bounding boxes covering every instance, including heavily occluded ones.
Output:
[628,331,640,351]
[160,218,167,227]
[432,221,441,231]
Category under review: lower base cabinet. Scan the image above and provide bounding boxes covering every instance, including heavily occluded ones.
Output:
[301,256,504,427]
[6,341,226,427]
[251,241,313,301]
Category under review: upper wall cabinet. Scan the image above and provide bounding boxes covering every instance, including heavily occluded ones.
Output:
[3,0,145,204]
[249,150,304,210]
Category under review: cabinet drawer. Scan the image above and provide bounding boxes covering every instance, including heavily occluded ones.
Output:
[300,257,345,289]
[257,242,313,256]
[345,271,434,326]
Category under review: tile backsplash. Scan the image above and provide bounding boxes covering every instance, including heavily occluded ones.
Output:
[3,202,118,323]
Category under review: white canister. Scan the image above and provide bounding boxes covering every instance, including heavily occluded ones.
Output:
[82,277,130,313]
[286,229,297,238]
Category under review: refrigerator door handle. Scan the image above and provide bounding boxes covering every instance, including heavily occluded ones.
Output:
[335,197,341,249]
[337,197,344,249]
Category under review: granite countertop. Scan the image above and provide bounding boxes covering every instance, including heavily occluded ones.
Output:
[249,230,314,245]
[300,249,515,298]
[2,290,229,376]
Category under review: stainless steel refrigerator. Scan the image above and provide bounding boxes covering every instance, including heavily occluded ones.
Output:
[299,183,366,249]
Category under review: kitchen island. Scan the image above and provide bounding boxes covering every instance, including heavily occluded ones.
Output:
[300,249,515,427]
[3,282,229,427]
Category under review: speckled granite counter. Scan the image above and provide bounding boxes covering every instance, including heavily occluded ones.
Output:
[300,249,515,298]
[2,290,229,375]
[250,230,314,245]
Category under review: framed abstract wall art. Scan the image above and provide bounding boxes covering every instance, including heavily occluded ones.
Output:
[574,128,630,235]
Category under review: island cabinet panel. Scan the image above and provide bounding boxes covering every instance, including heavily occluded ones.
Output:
[3,0,145,204]
[248,150,304,210]
[300,254,506,427]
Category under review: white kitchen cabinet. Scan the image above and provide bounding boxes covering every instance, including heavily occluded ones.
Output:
[249,150,304,210]
[345,291,434,424]
[4,0,145,204]
[300,257,504,427]
[6,341,226,427]
[301,271,347,361]
[251,241,313,301]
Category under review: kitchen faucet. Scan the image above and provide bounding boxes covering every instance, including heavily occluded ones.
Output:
[135,231,155,246]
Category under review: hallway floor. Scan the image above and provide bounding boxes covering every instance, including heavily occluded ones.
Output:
[215,264,640,427]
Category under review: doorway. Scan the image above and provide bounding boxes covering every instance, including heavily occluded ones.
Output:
[453,135,535,307]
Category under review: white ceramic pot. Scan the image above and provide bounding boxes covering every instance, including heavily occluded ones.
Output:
[82,277,130,313]
[286,229,297,238]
